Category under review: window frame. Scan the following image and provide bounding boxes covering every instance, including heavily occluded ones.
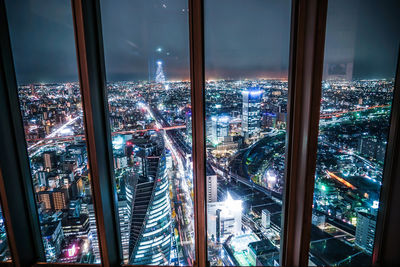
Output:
[0,0,398,266]
[281,0,328,265]
[71,0,121,265]
[0,0,46,264]
[372,46,400,266]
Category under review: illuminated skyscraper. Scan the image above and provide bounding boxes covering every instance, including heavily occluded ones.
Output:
[242,87,263,140]
[87,204,100,263]
[126,132,172,265]
[52,189,68,210]
[211,115,230,145]
[41,221,64,261]
[118,198,131,262]
[206,164,217,202]
[261,209,271,229]
[207,193,242,242]
[185,110,192,144]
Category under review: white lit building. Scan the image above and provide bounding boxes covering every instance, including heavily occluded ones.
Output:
[118,199,131,262]
[261,209,271,229]
[206,165,218,202]
[207,193,242,242]
[127,133,172,265]
[211,115,230,145]
[87,204,100,263]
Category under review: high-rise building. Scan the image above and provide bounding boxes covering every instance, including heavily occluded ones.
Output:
[242,87,263,141]
[38,191,53,210]
[43,151,57,171]
[87,203,100,263]
[261,209,271,229]
[52,189,69,210]
[118,198,131,262]
[66,143,86,165]
[126,132,172,265]
[185,109,192,144]
[61,214,90,239]
[247,239,279,266]
[68,199,81,218]
[358,136,386,163]
[41,221,64,261]
[355,212,376,255]
[211,115,230,145]
[38,189,69,211]
[36,171,48,187]
[206,164,217,202]
[207,193,242,242]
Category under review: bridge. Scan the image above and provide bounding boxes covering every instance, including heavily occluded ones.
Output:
[26,125,186,142]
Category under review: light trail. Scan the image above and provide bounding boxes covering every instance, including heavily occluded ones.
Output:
[28,116,81,151]
[320,104,389,119]
[141,102,194,264]
[326,171,356,190]
[25,125,186,142]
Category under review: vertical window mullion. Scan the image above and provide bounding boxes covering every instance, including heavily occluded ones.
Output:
[0,0,46,265]
[373,47,400,266]
[71,0,122,266]
[281,0,328,266]
[188,0,207,267]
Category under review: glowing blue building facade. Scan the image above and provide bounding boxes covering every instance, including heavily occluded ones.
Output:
[242,87,263,140]
[126,133,172,265]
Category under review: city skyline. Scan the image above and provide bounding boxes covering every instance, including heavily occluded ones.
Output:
[14,76,394,265]
[3,0,400,265]
[5,0,400,84]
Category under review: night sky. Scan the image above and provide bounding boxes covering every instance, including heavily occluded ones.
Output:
[5,0,400,84]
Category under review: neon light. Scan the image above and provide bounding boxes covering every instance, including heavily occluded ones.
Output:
[68,244,77,257]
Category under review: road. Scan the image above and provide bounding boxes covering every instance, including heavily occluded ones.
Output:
[141,102,195,265]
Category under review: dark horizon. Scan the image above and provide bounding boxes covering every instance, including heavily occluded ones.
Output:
[5,0,400,84]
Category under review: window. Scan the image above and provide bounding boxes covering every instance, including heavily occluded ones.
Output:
[204,0,291,265]
[5,0,101,263]
[100,0,194,265]
[308,0,400,266]
[0,0,399,266]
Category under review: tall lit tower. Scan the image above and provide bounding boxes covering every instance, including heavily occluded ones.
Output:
[242,87,263,140]
[155,61,166,84]
[126,132,172,265]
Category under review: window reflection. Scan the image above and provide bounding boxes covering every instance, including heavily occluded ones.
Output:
[204,0,291,265]
[100,0,195,264]
[5,0,101,263]
[309,0,400,265]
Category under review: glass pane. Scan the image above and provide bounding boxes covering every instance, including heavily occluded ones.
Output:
[5,1,101,263]
[0,205,10,261]
[309,0,400,266]
[100,0,194,265]
[205,0,291,266]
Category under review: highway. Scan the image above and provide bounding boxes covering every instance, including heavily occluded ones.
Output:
[144,101,358,262]
[141,102,195,265]
[28,115,81,151]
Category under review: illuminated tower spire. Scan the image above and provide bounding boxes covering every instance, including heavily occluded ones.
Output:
[155,60,166,84]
